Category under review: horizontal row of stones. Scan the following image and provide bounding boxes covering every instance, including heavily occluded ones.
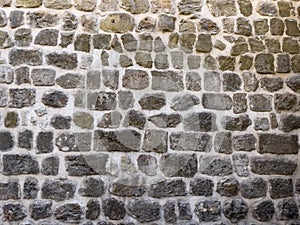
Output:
[0,151,298,177]
[1,0,300,18]
[0,177,299,223]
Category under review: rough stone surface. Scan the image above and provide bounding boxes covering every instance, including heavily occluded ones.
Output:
[190,177,213,196]
[199,156,233,176]
[194,200,221,222]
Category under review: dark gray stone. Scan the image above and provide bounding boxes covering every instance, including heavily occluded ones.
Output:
[79,177,105,197]
[258,133,298,155]
[9,49,42,66]
[232,154,249,177]
[0,131,14,151]
[86,199,100,220]
[31,68,56,86]
[23,177,39,199]
[122,69,148,90]
[138,32,153,51]
[250,156,297,175]
[158,14,176,31]
[277,54,290,73]
[28,12,58,28]
[135,51,152,68]
[163,201,176,223]
[222,73,241,91]
[3,203,26,221]
[139,93,166,110]
[251,199,274,222]
[254,53,275,74]
[184,112,216,132]
[152,70,184,91]
[9,10,24,28]
[199,156,233,176]
[137,154,157,176]
[260,77,283,92]
[34,29,58,46]
[249,94,272,112]
[9,88,35,108]
[124,109,146,130]
[0,86,7,107]
[195,34,212,53]
[65,154,108,176]
[277,199,299,220]
[110,176,146,197]
[3,154,39,175]
[103,198,126,220]
[30,200,52,220]
[233,134,256,152]
[190,177,213,196]
[194,200,221,222]
[42,90,68,108]
[280,114,300,132]
[41,179,76,201]
[202,93,232,110]
[118,90,134,110]
[41,156,59,176]
[54,203,83,223]
[269,178,293,199]
[216,177,239,197]
[160,153,197,177]
[248,37,266,52]
[214,132,232,154]
[240,178,267,199]
[185,72,201,91]
[143,129,168,153]
[15,67,30,85]
[94,130,141,152]
[46,52,77,70]
[94,92,116,111]
[36,132,53,153]
[148,113,181,128]
[55,133,92,152]
[127,199,160,223]
[170,132,211,152]
[0,179,20,200]
[50,114,71,129]
[283,37,299,54]
[98,111,122,129]
[74,33,90,53]
[286,74,300,92]
[233,93,247,114]
[222,115,252,131]
[231,43,248,56]
[171,93,199,111]
[286,19,300,37]
[14,28,31,46]
[178,200,192,220]
[223,198,249,223]
[56,73,83,89]
[149,179,187,198]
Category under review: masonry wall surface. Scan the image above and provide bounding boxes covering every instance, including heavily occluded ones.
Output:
[0,0,299,224]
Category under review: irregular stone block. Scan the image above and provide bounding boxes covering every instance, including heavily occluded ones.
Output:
[222,115,252,131]
[16,0,41,7]
[251,199,274,222]
[34,29,58,46]
[249,94,272,112]
[3,203,26,221]
[143,129,167,153]
[86,199,100,220]
[207,0,236,16]
[3,154,39,175]
[202,93,232,110]
[138,93,166,110]
[127,199,160,223]
[110,175,146,197]
[41,179,76,201]
[216,177,239,197]
[42,90,68,108]
[36,131,53,153]
[240,177,267,199]
[254,53,275,74]
[286,74,300,92]
[79,177,105,197]
[94,92,116,111]
[100,13,135,33]
[31,68,55,86]
[0,131,14,151]
[46,52,77,70]
[103,198,126,220]
[171,93,200,111]
[199,155,233,176]
[122,69,149,90]
[269,178,293,199]
[74,0,96,11]
[0,179,20,200]
[277,198,299,220]
[184,112,216,132]
[54,203,83,223]
[223,198,249,223]
[44,0,72,9]
[214,132,232,154]
[149,179,187,198]
[178,0,202,15]
[190,177,213,196]
[9,49,42,66]
[158,14,176,31]
[170,132,211,152]
[195,200,221,222]
[27,11,58,28]
[41,156,59,176]
[195,34,212,53]
[23,177,38,199]
[233,134,256,152]
[152,70,183,91]
[279,114,300,132]
[30,200,52,220]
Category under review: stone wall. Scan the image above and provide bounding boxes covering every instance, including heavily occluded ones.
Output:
[0,0,299,224]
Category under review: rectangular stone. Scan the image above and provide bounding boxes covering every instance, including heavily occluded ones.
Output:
[152,70,184,91]
[9,49,42,66]
[258,133,298,154]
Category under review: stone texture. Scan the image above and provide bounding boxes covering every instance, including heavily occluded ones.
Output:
[53,203,83,223]
[0,179,20,200]
[184,112,216,132]
[202,93,232,110]
[207,0,236,16]
[10,11,24,28]
[286,74,300,92]
[251,199,274,222]
[217,177,239,197]
[86,199,100,220]
[3,154,39,175]
[122,69,148,90]
[149,179,187,198]
[269,178,293,199]
[79,177,105,197]
[42,90,68,108]
[3,203,26,221]
[28,12,58,28]
[199,156,233,176]
[214,132,232,154]
[44,0,72,9]
[139,93,166,110]
[23,177,38,199]
[254,53,274,74]
[100,13,135,33]
[195,200,221,222]
[143,129,167,153]
[240,178,267,199]
[41,156,59,175]
[249,94,272,112]
[233,134,256,152]
[103,198,126,220]
[9,49,42,66]
[46,52,77,70]
[74,0,96,11]
[170,132,211,152]
[31,68,55,86]
[277,199,299,220]
[16,0,41,7]
[222,115,252,131]
[190,177,213,196]
[223,198,249,222]
[127,199,160,223]
[30,200,52,220]
[260,77,283,92]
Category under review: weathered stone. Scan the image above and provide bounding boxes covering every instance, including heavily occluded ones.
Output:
[190,177,213,196]
[54,203,83,223]
[36,132,53,153]
[199,156,232,176]
[149,179,187,198]
[139,93,166,110]
[249,94,272,112]
[15,67,30,85]
[73,112,93,129]
[154,53,168,69]
[154,36,165,52]
[94,130,141,152]
[44,0,71,9]
[28,12,58,28]
[214,40,226,50]
[42,90,68,108]
[269,178,293,199]
[198,18,220,34]
[291,55,300,73]
[277,199,299,220]
[122,69,149,90]
[231,43,248,56]
[0,0,10,6]
[168,32,179,48]
[207,0,236,16]
[203,54,217,70]
[9,11,23,28]
[0,86,7,106]
[94,92,116,111]
[3,154,39,175]
[170,51,183,69]
[223,198,249,223]
[137,154,157,176]
[202,93,232,110]
[30,200,52,220]
[158,14,176,32]
[4,111,19,128]
[179,20,196,33]
[41,179,75,201]
[254,19,268,35]
[171,94,199,111]
[79,177,105,197]
[280,114,300,132]
[81,15,98,33]
[222,73,241,91]
[46,52,77,70]
[135,51,152,68]
[195,34,212,53]
[62,11,78,31]
[98,111,122,129]
[56,133,91,152]
[0,179,20,200]
[16,0,41,7]
[170,132,211,152]
[149,114,181,128]
[178,200,192,220]
[59,32,73,48]
[120,55,133,67]
[278,1,291,17]
[124,109,146,130]
[9,49,42,66]
[218,56,235,71]
[127,199,160,223]
[110,175,146,197]
[241,73,257,92]
[256,1,277,16]
[250,156,297,175]
[9,88,35,108]
[194,200,221,222]
[14,28,31,46]
[74,0,96,11]
[232,154,249,177]
[74,33,90,52]
[138,32,153,51]
[259,133,298,155]
[254,53,274,74]
[120,33,136,51]
[184,112,216,132]
[18,130,32,149]
[283,37,299,54]
[222,115,252,131]
[255,118,270,131]
[65,154,108,176]
[178,0,202,14]
[23,177,38,199]
[232,93,247,114]
[103,198,126,220]
[50,114,71,129]
[248,37,266,52]
[0,131,13,151]
[260,77,283,92]
[143,130,167,153]
[236,17,252,36]
[277,54,290,73]
[31,68,55,86]
[163,201,176,223]
[270,18,284,36]
[240,177,267,199]
[101,69,118,90]
[285,19,300,37]
[185,72,201,91]
[265,38,281,53]
[160,153,197,177]
[34,29,58,46]
[233,134,256,152]
[3,203,26,221]
[86,199,100,220]
[180,33,196,53]
[251,199,274,222]
[203,71,220,91]
[100,13,135,33]
[217,177,239,197]
[0,10,7,27]
[41,156,59,176]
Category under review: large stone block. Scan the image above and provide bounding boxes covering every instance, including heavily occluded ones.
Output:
[41,179,76,201]
[3,154,39,175]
